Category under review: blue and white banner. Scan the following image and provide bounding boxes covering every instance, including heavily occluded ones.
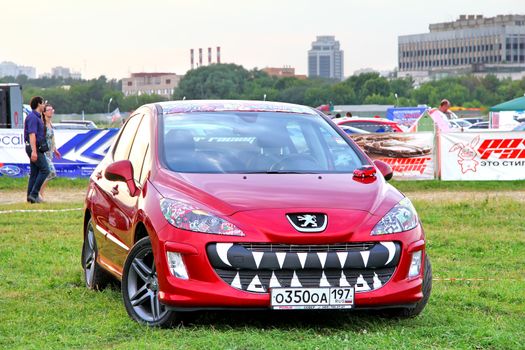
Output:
[385,107,428,131]
[0,128,119,178]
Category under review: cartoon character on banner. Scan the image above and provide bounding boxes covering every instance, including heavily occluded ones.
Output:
[449,136,480,173]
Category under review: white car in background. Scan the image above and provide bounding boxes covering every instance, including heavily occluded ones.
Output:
[449,119,472,129]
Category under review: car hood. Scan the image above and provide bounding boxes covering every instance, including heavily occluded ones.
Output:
[154,170,403,217]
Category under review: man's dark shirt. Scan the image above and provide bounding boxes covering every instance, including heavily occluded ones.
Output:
[24,110,45,145]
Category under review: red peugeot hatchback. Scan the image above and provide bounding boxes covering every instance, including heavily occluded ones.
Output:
[82,100,431,327]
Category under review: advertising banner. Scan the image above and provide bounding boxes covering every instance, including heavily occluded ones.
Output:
[440,131,525,180]
[350,132,435,180]
[0,128,119,178]
[385,107,427,131]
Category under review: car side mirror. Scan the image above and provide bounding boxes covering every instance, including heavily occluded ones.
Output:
[373,160,393,181]
[105,160,140,197]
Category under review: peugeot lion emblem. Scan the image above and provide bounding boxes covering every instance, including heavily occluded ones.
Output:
[286,213,327,233]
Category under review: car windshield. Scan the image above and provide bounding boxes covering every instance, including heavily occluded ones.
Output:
[161,112,366,174]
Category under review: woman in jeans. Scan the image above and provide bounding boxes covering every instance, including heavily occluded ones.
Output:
[39,104,61,200]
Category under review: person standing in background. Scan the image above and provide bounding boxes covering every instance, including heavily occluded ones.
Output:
[39,103,61,200]
[24,96,50,203]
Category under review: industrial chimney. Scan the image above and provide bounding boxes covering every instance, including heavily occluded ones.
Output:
[216,46,221,64]
[208,47,212,65]
[190,49,194,69]
[199,48,203,67]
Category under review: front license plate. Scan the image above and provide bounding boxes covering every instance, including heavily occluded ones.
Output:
[271,287,354,310]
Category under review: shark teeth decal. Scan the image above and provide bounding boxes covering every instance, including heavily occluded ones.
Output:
[269,271,281,288]
[320,271,331,287]
[380,242,396,265]
[337,252,348,268]
[373,273,382,289]
[339,271,351,287]
[209,242,399,293]
[216,243,233,266]
[247,275,266,292]
[297,252,307,269]
[276,252,286,269]
[360,251,370,268]
[253,251,264,269]
[290,271,302,287]
[317,252,327,268]
[231,272,242,289]
[355,274,371,292]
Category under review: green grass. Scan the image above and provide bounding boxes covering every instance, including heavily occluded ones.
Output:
[0,177,89,190]
[3,177,525,192]
[0,190,524,349]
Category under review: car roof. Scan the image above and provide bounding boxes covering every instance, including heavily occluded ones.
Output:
[334,117,398,124]
[157,100,318,116]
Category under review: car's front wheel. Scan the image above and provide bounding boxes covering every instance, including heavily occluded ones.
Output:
[122,237,179,327]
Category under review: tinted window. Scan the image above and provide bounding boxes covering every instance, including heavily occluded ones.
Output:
[161,112,365,173]
[128,114,150,182]
[113,114,143,161]
[346,122,394,133]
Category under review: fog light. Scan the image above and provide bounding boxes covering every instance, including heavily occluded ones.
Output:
[408,251,422,278]
[167,252,188,280]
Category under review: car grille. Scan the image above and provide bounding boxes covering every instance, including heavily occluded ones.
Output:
[207,242,400,294]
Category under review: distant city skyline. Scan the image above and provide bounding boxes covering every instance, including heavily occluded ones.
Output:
[3,0,524,79]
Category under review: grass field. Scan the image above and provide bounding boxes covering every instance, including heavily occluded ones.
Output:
[1,179,524,349]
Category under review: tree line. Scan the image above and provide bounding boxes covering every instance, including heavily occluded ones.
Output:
[2,63,524,114]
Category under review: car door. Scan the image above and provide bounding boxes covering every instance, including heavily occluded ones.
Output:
[92,112,144,275]
[105,112,151,269]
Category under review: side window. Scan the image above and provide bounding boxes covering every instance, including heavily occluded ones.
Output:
[113,114,143,161]
[128,114,150,183]
[139,145,151,184]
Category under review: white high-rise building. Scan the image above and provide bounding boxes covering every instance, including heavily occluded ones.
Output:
[398,14,525,81]
[308,36,344,80]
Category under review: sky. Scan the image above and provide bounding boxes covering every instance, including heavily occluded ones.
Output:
[3,0,524,80]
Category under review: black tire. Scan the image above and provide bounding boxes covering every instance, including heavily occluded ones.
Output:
[385,254,432,318]
[81,218,110,290]
[122,237,179,327]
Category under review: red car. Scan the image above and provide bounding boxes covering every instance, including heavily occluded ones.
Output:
[334,117,404,133]
[82,100,431,327]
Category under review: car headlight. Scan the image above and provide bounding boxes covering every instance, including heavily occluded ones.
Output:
[160,198,245,236]
[371,198,418,235]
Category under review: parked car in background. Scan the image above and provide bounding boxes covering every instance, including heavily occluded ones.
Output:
[334,117,404,133]
[468,121,489,129]
[462,117,485,124]
[59,120,98,129]
[53,120,98,130]
[449,119,472,129]
[338,125,370,135]
[82,100,431,327]
[513,122,525,131]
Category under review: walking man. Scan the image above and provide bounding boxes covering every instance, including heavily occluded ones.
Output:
[24,96,50,203]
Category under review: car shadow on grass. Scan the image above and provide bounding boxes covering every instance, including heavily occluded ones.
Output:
[79,276,410,330]
[178,308,406,330]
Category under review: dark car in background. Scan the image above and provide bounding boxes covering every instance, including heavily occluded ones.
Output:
[82,100,431,327]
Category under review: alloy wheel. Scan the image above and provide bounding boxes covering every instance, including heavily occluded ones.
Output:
[126,246,168,322]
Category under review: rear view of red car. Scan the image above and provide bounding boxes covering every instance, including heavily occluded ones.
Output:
[334,117,404,133]
[82,100,431,327]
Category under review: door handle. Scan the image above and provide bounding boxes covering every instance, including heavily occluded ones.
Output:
[96,171,102,180]
[111,185,119,196]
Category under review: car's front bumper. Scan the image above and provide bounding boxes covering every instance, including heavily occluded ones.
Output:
[153,222,426,310]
